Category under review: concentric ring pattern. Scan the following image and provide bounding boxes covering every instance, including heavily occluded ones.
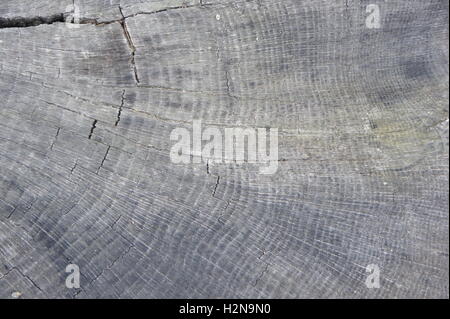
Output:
[0,0,448,298]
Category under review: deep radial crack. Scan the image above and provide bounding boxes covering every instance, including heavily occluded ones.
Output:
[97,146,111,174]
[115,90,126,126]
[125,3,214,18]
[212,175,220,197]
[0,14,65,29]
[0,2,216,29]
[118,6,140,84]
[88,120,97,139]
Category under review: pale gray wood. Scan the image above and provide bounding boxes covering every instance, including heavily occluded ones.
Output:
[0,0,448,298]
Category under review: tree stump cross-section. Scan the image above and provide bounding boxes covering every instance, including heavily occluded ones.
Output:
[0,0,448,298]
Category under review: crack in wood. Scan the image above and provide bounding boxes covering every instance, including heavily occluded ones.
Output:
[96,145,111,174]
[49,127,60,150]
[88,120,97,140]
[0,14,65,29]
[115,90,126,127]
[119,6,140,85]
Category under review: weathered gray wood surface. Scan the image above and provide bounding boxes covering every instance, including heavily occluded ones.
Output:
[0,0,448,298]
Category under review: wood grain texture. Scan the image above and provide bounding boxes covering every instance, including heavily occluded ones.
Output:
[0,0,448,298]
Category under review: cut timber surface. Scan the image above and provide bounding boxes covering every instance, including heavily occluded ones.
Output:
[0,0,448,298]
